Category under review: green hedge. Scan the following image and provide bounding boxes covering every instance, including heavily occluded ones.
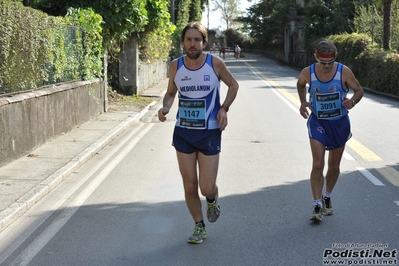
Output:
[0,1,103,94]
[356,51,399,96]
[327,33,399,96]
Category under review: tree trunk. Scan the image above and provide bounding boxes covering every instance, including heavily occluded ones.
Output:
[22,0,33,6]
[383,0,392,50]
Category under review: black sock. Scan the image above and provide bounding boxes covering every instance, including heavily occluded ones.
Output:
[196,220,205,228]
[206,197,215,203]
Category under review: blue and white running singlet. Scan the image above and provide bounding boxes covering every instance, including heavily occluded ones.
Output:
[309,63,349,120]
[174,54,221,130]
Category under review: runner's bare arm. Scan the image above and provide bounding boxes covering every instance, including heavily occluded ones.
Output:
[213,57,239,130]
[214,57,239,108]
[342,66,364,109]
[297,67,311,119]
[159,60,178,122]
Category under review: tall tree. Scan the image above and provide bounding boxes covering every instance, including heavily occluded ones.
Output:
[239,0,296,48]
[211,0,241,29]
[302,0,355,49]
[383,0,392,50]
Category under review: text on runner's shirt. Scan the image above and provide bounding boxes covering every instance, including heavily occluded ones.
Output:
[180,85,211,92]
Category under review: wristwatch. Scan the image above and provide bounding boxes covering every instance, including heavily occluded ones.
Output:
[221,104,229,112]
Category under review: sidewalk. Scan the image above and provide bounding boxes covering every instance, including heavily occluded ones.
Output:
[0,78,167,232]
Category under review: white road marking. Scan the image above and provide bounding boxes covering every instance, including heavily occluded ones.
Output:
[357,167,385,186]
[343,151,355,160]
[10,123,154,266]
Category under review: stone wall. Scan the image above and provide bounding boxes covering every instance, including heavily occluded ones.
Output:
[0,60,168,168]
[138,60,169,95]
[0,80,106,167]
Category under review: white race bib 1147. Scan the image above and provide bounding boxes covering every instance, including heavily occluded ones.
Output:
[178,99,206,129]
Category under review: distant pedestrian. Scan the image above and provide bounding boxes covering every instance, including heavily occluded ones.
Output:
[221,44,226,59]
[158,22,239,243]
[234,45,241,59]
[296,40,364,222]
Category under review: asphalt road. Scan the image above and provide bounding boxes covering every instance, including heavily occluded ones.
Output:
[1,54,398,266]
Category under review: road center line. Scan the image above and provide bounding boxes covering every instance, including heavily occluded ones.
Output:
[346,138,383,162]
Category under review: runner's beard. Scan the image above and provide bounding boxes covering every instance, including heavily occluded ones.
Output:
[186,49,201,60]
[321,64,333,72]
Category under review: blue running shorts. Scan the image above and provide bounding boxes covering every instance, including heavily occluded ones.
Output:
[172,127,222,155]
[307,114,352,150]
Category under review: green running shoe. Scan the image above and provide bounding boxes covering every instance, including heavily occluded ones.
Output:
[310,204,323,222]
[206,196,221,223]
[187,223,207,244]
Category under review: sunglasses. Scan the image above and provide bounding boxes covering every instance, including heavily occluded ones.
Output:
[316,57,336,65]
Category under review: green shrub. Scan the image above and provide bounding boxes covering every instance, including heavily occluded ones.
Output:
[357,50,399,95]
[63,8,103,80]
[328,33,371,69]
[0,1,52,92]
[311,33,399,96]
[0,1,103,93]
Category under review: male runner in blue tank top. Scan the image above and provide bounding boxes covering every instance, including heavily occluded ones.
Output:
[296,40,364,222]
[158,22,239,243]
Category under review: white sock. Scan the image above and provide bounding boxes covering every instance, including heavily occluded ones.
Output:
[323,191,331,198]
[314,199,322,207]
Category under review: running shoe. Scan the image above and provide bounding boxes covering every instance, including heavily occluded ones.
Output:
[310,204,323,222]
[206,196,220,223]
[187,223,207,244]
[323,197,334,215]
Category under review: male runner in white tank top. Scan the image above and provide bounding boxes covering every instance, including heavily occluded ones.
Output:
[158,22,239,243]
[297,40,364,222]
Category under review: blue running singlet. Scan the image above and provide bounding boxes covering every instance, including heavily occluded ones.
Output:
[174,54,221,130]
[307,63,352,149]
[309,63,349,120]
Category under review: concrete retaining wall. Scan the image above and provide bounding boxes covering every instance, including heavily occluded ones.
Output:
[0,60,168,168]
[0,80,106,167]
[138,61,168,94]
